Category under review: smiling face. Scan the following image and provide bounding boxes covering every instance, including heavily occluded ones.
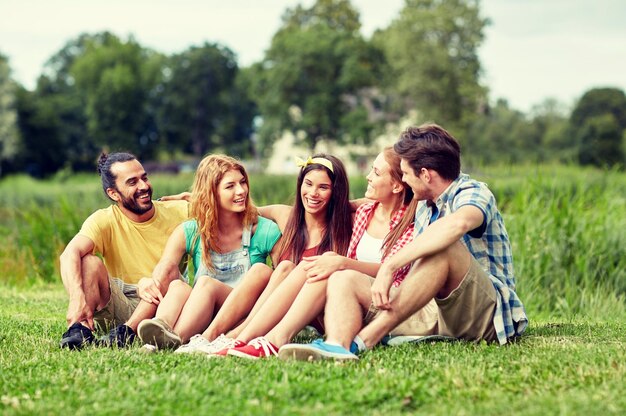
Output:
[108,159,154,217]
[300,168,333,216]
[365,152,398,202]
[400,158,430,201]
[217,168,249,213]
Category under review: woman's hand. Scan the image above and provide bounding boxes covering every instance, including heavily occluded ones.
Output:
[158,191,191,202]
[137,277,164,305]
[302,252,345,283]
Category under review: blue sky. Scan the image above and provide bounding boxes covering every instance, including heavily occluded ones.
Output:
[1,0,625,112]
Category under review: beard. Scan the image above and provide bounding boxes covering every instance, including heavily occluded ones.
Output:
[119,187,153,215]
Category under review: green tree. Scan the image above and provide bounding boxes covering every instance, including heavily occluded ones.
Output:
[254,0,382,154]
[71,34,163,159]
[156,43,249,157]
[0,53,19,177]
[570,87,626,167]
[373,0,488,127]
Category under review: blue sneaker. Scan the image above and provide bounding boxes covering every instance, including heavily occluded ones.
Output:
[277,339,359,361]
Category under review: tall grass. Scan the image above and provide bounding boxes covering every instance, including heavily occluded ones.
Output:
[1,165,624,319]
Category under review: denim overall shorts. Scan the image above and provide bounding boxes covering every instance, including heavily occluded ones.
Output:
[195,225,252,288]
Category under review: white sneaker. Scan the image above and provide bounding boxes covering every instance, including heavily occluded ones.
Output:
[138,343,158,354]
[195,334,239,355]
[174,334,211,354]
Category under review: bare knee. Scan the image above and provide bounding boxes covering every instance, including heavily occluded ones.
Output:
[274,260,296,275]
[167,279,190,293]
[328,270,361,292]
[194,275,220,291]
[81,254,107,278]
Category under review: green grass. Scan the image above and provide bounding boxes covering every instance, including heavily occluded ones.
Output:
[1,165,625,414]
[0,285,624,415]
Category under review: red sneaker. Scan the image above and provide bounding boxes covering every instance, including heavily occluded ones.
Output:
[227,337,278,359]
[210,339,246,357]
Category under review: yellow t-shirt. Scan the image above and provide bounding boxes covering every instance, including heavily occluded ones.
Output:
[78,200,189,284]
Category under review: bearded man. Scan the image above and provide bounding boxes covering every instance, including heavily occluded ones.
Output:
[59,152,188,349]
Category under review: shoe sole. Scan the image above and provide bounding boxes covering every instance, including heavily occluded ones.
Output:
[226,349,262,360]
[137,320,181,350]
[277,344,358,361]
[384,335,457,346]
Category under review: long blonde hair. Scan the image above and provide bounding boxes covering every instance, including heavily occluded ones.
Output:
[190,154,258,272]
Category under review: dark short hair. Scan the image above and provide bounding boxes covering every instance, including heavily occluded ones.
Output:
[393,124,461,180]
[97,152,137,199]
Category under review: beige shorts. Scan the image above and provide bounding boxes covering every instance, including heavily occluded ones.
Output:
[435,257,498,342]
[364,279,439,336]
[93,277,140,332]
[364,256,498,342]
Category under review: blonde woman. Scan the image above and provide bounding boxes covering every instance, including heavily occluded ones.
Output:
[135,154,281,350]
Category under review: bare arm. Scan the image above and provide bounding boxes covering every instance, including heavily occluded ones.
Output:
[137,224,188,304]
[59,234,96,328]
[257,204,292,232]
[304,252,381,283]
[373,205,485,308]
[158,191,191,202]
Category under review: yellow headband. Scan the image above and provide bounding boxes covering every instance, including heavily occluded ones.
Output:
[295,156,334,173]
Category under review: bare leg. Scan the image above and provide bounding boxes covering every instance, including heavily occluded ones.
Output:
[236,262,309,342]
[125,301,158,332]
[223,261,295,339]
[201,263,273,340]
[62,255,110,327]
[173,276,232,342]
[152,280,192,328]
[265,278,328,348]
[358,241,471,348]
[322,270,373,349]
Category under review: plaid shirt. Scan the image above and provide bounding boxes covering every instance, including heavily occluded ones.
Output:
[414,173,528,345]
[347,202,415,286]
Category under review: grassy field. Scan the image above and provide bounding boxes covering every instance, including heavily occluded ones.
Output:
[1,165,625,414]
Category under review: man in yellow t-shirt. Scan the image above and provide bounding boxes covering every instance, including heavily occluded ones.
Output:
[59,152,188,350]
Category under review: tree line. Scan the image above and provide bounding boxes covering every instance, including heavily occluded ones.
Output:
[0,0,624,178]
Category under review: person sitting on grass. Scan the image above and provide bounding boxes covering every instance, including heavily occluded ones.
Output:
[133,154,282,351]
[169,154,353,354]
[59,152,189,350]
[222,147,439,359]
[279,123,529,361]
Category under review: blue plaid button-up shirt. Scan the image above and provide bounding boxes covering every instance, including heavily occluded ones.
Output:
[414,173,528,344]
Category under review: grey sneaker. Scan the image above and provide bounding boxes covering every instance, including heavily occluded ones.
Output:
[137,318,182,350]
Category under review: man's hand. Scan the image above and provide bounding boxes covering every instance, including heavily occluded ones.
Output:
[371,263,395,310]
[137,277,164,305]
[66,295,95,330]
[302,252,344,283]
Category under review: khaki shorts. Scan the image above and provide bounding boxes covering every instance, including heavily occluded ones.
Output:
[435,257,498,342]
[93,277,140,332]
[364,279,439,336]
[364,256,498,342]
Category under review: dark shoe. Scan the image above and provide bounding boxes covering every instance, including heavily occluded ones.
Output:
[99,324,136,348]
[60,322,95,350]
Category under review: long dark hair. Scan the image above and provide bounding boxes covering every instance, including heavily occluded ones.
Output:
[277,154,352,262]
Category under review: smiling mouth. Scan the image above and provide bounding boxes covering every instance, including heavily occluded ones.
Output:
[136,192,151,202]
[234,197,246,204]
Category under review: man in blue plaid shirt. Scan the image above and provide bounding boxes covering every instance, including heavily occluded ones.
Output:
[279,123,528,361]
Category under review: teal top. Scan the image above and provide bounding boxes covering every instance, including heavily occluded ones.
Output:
[182,216,281,279]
